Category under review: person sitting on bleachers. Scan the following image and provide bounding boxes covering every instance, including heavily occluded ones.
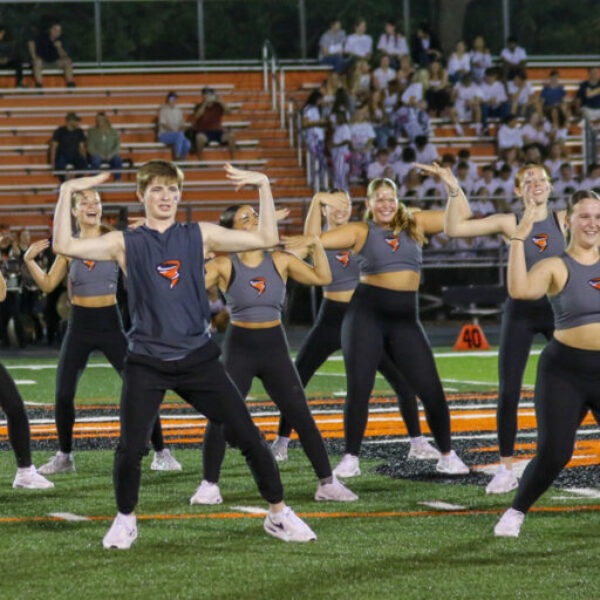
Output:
[318,19,346,74]
[50,112,87,181]
[473,164,499,195]
[424,59,451,118]
[369,89,391,148]
[348,103,375,182]
[330,109,351,190]
[547,104,569,143]
[447,40,470,84]
[344,18,373,63]
[470,186,496,217]
[320,71,344,120]
[399,167,424,198]
[450,72,482,135]
[497,114,523,150]
[522,143,544,165]
[347,58,372,103]
[579,162,600,191]
[521,110,551,148]
[372,54,396,91]
[500,36,527,81]
[494,164,517,206]
[367,148,394,180]
[469,35,492,84]
[480,67,510,133]
[395,54,416,94]
[386,136,402,163]
[551,162,578,209]
[496,145,523,178]
[455,160,475,196]
[455,148,479,181]
[376,21,408,69]
[27,20,75,88]
[392,146,416,184]
[413,134,438,164]
[0,25,24,88]
[87,112,123,181]
[157,91,191,161]
[540,70,568,114]
[575,67,600,122]
[507,69,538,118]
[190,87,236,159]
[544,141,568,179]
[411,22,442,68]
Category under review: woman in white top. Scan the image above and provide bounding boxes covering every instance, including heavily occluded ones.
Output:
[424,59,451,117]
[470,35,492,84]
[447,41,471,84]
[376,21,409,68]
[521,111,551,148]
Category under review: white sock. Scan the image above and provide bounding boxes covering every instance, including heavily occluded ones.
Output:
[275,436,290,447]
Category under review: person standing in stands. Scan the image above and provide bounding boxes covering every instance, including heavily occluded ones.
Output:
[27,20,75,88]
[50,112,87,181]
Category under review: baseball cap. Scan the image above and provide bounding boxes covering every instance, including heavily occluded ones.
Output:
[65,112,81,122]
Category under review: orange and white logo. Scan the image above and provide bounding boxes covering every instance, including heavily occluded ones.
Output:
[83,260,96,271]
[588,278,600,290]
[156,260,181,289]
[384,235,400,252]
[336,251,350,268]
[250,277,266,296]
[531,233,548,253]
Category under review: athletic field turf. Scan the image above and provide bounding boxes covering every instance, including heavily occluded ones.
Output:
[1,345,599,600]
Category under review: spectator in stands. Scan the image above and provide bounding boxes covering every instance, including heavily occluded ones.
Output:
[575,67,600,121]
[399,167,424,197]
[580,163,600,191]
[456,148,479,181]
[348,103,375,182]
[376,21,409,69]
[330,109,351,190]
[302,88,327,173]
[330,86,353,124]
[497,114,523,150]
[157,91,191,161]
[411,22,442,68]
[386,136,402,163]
[474,164,499,194]
[395,54,415,93]
[470,186,496,217]
[27,21,75,88]
[347,58,371,102]
[0,25,24,87]
[424,59,451,117]
[500,36,527,81]
[320,71,343,119]
[191,87,236,159]
[383,79,400,120]
[392,146,416,184]
[393,93,430,143]
[400,69,425,107]
[451,72,482,135]
[540,70,567,113]
[496,145,523,178]
[548,105,569,143]
[522,143,544,166]
[469,35,492,84]
[544,141,567,179]
[367,148,394,180]
[552,162,578,205]
[369,89,390,148]
[521,111,551,147]
[87,112,123,181]
[447,41,470,84]
[507,70,538,117]
[480,68,510,133]
[50,112,87,181]
[413,134,438,164]
[440,152,456,171]
[344,18,373,62]
[318,19,346,73]
[495,164,516,204]
[372,54,396,90]
[455,161,474,195]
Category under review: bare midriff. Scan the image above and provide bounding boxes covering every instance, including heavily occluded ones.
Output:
[360,270,420,291]
[71,294,118,308]
[554,323,600,351]
[323,289,354,303]
[231,319,281,329]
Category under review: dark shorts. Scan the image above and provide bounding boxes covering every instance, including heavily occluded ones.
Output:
[201,129,225,144]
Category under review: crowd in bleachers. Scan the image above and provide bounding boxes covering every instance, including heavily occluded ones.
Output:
[308,17,600,214]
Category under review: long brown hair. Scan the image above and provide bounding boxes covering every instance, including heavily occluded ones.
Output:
[364,178,426,244]
[565,189,600,245]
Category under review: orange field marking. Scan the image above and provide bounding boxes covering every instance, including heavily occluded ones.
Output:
[1,503,600,525]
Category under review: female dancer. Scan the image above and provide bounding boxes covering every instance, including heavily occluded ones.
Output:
[192,203,357,505]
[25,189,180,474]
[424,162,566,494]
[272,190,440,465]
[495,190,600,536]
[0,269,53,489]
[286,178,469,478]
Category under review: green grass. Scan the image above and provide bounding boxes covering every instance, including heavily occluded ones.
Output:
[1,344,596,600]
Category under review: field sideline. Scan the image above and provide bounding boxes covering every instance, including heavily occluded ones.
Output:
[1,345,599,600]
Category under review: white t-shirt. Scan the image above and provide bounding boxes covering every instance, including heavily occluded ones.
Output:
[580,176,600,190]
[456,83,482,103]
[401,82,424,104]
[500,46,527,65]
[414,143,439,164]
[521,122,550,146]
[495,177,516,199]
[497,124,523,149]
[350,122,375,149]
[344,34,373,57]
[469,197,496,216]
[332,123,351,149]
[392,161,413,183]
[372,67,397,90]
[507,80,534,105]
[302,105,325,141]
[473,177,500,195]
[377,33,409,57]
[469,50,492,71]
[545,159,563,180]
[480,81,508,104]
[447,53,471,76]
[367,161,392,179]
[553,176,578,198]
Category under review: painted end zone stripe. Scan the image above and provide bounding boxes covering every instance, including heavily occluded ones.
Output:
[2,504,600,524]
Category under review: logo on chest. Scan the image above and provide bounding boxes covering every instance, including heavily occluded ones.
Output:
[384,235,400,252]
[83,260,96,271]
[335,251,351,268]
[588,278,600,291]
[531,233,548,253]
[156,260,181,289]
[250,277,266,296]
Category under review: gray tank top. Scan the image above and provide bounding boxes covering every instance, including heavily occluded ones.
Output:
[68,258,118,297]
[323,248,359,293]
[355,220,422,275]
[548,253,600,330]
[521,211,565,270]
[225,252,286,322]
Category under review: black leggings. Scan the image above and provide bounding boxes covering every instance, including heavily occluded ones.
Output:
[56,305,164,454]
[497,298,554,457]
[513,339,600,513]
[0,362,32,468]
[204,324,332,482]
[114,340,282,513]
[341,285,451,456]
[278,298,421,439]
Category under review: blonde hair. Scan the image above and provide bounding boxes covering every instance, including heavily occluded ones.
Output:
[364,178,426,244]
[137,160,184,196]
[514,163,551,190]
[71,188,100,208]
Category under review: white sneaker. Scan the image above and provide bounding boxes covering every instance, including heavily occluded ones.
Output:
[455,123,464,136]
[12,465,54,489]
[333,454,361,478]
[102,513,138,549]
[151,449,182,471]
[37,452,75,475]
[315,476,358,502]
[190,480,223,505]
[264,506,317,542]
[486,464,519,495]
[271,437,289,462]
[436,450,470,475]
[494,508,525,537]
[408,437,441,460]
